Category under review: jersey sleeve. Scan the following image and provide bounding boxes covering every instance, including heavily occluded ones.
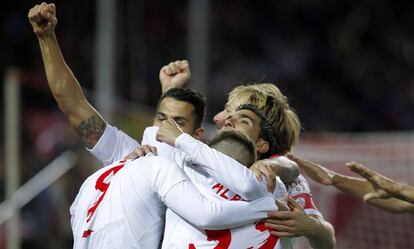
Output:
[141,126,190,168]
[286,174,322,217]
[145,156,277,230]
[87,124,140,166]
[175,133,269,201]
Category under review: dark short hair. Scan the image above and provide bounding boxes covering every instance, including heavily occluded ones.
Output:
[208,129,257,167]
[157,88,206,129]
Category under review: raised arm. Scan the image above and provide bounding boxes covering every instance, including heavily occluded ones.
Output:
[29,3,105,148]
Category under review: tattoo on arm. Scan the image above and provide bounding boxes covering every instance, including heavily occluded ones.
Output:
[76,115,106,149]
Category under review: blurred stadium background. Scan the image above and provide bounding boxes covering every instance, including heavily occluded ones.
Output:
[1,0,414,248]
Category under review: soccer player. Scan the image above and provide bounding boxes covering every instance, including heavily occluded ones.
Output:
[29,3,333,248]
[288,155,414,214]
[160,62,335,248]
[70,130,280,248]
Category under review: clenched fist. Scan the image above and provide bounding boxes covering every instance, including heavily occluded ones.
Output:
[28,2,57,37]
[159,60,191,94]
[156,119,184,146]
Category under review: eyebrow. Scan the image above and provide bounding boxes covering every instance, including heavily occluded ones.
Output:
[155,112,166,118]
[156,112,189,122]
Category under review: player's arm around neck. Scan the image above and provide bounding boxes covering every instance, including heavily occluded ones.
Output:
[30,3,106,148]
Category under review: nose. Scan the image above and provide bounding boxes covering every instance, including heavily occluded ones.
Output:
[213,112,224,129]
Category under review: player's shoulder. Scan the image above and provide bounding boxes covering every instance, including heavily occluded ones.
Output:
[126,155,178,170]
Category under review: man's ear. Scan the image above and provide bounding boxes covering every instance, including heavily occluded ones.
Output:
[256,138,269,155]
[192,127,204,140]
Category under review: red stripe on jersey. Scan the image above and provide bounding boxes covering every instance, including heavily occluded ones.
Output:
[82,229,94,238]
[291,193,317,210]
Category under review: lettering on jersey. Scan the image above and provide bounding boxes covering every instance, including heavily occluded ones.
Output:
[211,183,241,201]
[188,182,279,248]
[287,180,307,194]
[82,160,126,238]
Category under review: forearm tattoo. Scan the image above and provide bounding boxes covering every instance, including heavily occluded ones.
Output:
[76,115,106,149]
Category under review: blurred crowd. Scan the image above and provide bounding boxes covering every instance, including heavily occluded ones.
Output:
[1,0,414,248]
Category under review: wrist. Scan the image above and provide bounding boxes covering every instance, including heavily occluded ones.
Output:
[331,172,343,186]
[304,215,320,238]
[37,33,57,45]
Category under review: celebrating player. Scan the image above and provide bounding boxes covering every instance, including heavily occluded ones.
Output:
[159,62,335,248]
[288,155,414,214]
[70,129,281,248]
[29,2,334,248]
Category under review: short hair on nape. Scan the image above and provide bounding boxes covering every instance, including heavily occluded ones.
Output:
[209,130,257,167]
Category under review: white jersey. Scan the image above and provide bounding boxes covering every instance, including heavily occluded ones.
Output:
[141,128,291,249]
[88,124,320,248]
[70,155,277,249]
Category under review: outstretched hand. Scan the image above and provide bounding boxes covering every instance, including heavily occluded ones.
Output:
[28,2,57,37]
[156,119,184,146]
[288,154,335,185]
[347,162,392,202]
[159,60,191,94]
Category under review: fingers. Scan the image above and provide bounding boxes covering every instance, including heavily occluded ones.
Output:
[29,2,58,35]
[270,230,293,237]
[347,162,376,181]
[123,145,158,160]
[259,164,276,193]
[141,145,158,155]
[287,196,304,211]
[265,223,294,233]
[250,164,262,181]
[162,60,189,75]
[275,199,290,211]
[124,148,145,160]
[150,146,158,156]
[363,189,388,202]
[250,161,276,193]
[267,210,293,220]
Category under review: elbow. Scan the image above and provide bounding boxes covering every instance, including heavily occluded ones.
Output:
[191,215,225,230]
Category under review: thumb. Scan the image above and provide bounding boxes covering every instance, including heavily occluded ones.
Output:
[287,196,304,211]
[363,190,387,202]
